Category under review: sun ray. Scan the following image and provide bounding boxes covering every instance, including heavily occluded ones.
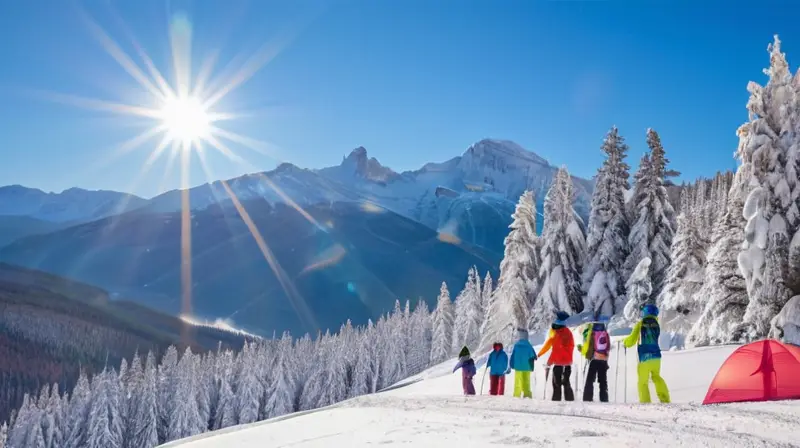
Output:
[192,49,222,99]
[104,2,175,100]
[78,9,168,100]
[254,172,326,230]
[157,142,182,193]
[144,134,176,171]
[180,147,194,345]
[210,126,280,157]
[190,1,252,98]
[202,133,248,165]
[170,13,193,98]
[28,89,161,119]
[84,125,166,174]
[202,25,302,110]
[219,180,319,333]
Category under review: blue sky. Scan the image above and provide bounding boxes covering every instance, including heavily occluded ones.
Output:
[0,0,798,198]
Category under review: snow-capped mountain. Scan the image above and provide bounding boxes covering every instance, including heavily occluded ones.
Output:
[145,139,594,253]
[143,162,364,214]
[0,185,146,223]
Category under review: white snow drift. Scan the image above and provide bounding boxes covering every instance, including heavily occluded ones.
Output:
[164,343,800,448]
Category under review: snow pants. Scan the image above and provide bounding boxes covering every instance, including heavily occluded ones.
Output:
[637,358,670,403]
[489,374,506,395]
[551,365,574,401]
[463,377,476,396]
[513,370,532,398]
[582,360,609,402]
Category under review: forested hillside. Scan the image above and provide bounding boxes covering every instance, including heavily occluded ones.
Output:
[0,263,251,422]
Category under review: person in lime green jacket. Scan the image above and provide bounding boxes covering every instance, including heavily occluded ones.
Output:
[623,304,670,403]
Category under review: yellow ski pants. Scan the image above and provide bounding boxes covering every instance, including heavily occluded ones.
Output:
[637,358,670,403]
[513,370,532,398]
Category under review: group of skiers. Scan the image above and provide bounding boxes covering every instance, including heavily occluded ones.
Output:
[453,304,671,404]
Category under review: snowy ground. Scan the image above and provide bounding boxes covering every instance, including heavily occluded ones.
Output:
[163,342,800,447]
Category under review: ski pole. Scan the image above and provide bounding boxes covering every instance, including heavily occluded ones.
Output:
[480,367,488,395]
[543,366,550,400]
[624,346,628,404]
[614,341,620,403]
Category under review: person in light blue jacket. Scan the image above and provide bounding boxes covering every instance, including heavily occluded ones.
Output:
[509,328,537,398]
[485,342,509,395]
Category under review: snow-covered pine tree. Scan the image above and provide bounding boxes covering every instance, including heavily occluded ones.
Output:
[736,36,797,340]
[350,326,374,398]
[362,320,382,394]
[36,385,54,448]
[452,267,483,352]
[7,394,33,448]
[430,282,455,364]
[195,353,214,429]
[407,300,432,375]
[122,352,142,446]
[319,332,349,407]
[127,351,159,448]
[481,272,493,310]
[233,344,261,427]
[626,129,676,303]
[658,196,706,346]
[299,332,330,411]
[156,345,178,444]
[49,383,65,448]
[479,289,500,349]
[381,302,409,387]
[85,370,123,448]
[623,257,653,323]
[212,361,236,430]
[686,168,749,343]
[63,372,91,448]
[265,334,297,418]
[534,167,586,331]
[583,126,631,318]
[486,190,539,345]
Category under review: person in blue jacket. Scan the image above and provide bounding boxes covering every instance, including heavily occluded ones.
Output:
[485,342,510,395]
[509,328,537,398]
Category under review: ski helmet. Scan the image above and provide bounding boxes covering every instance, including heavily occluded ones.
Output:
[554,311,569,326]
[641,304,659,317]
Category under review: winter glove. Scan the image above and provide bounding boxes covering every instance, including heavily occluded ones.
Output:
[504,368,511,375]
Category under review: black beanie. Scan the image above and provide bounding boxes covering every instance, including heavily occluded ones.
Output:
[458,346,470,358]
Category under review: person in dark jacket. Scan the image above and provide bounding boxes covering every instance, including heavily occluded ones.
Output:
[578,321,611,402]
[486,342,509,395]
[453,346,477,395]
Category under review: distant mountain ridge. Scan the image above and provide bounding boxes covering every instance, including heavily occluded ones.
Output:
[0,184,146,223]
[142,138,594,253]
[0,140,592,253]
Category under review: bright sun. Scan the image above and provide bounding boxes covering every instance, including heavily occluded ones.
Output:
[159,94,211,147]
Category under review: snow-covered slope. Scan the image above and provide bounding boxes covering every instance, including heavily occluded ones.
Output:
[163,343,800,447]
[0,185,146,223]
[146,139,593,252]
[143,163,363,214]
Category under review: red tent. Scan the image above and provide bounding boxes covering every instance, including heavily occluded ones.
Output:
[703,339,800,405]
